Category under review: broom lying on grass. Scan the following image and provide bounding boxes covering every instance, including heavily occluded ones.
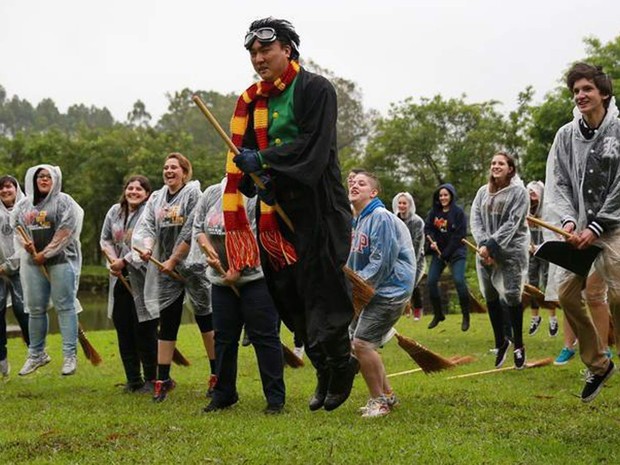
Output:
[282,343,304,368]
[17,225,102,366]
[387,355,476,378]
[446,357,554,379]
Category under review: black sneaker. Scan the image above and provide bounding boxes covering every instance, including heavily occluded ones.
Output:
[549,318,559,337]
[495,339,512,368]
[202,394,239,413]
[427,314,445,329]
[528,316,542,336]
[581,360,615,403]
[514,347,526,370]
[264,403,284,415]
[153,379,176,403]
[461,313,470,332]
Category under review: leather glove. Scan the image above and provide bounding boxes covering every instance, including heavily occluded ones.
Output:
[237,173,257,198]
[233,148,263,174]
[256,173,276,206]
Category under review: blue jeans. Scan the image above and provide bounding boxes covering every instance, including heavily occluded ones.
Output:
[211,279,285,406]
[22,263,78,358]
[0,273,29,360]
[426,256,470,314]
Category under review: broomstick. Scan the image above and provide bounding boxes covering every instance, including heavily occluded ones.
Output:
[199,242,240,297]
[526,215,571,239]
[523,283,560,310]
[387,355,476,378]
[77,326,102,366]
[468,289,488,313]
[462,238,480,255]
[446,357,554,379]
[132,246,185,282]
[16,225,49,280]
[282,343,304,368]
[343,266,376,316]
[172,347,191,366]
[395,333,457,373]
[426,235,441,256]
[192,94,294,233]
[17,225,102,365]
[101,248,132,294]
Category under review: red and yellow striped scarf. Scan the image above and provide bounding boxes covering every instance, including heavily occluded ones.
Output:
[224,60,300,271]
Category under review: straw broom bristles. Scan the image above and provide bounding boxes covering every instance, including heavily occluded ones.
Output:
[468,290,487,313]
[282,343,304,368]
[78,325,102,366]
[172,347,191,366]
[387,354,476,378]
[343,266,375,316]
[395,333,456,373]
[446,357,554,379]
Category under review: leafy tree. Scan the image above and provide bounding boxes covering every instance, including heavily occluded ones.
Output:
[126,100,152,128]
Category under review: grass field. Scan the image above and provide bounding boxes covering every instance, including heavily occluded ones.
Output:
[1,312,619,464]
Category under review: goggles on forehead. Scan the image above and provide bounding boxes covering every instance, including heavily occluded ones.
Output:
[244,27,277,48]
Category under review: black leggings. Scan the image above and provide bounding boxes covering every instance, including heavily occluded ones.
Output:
[158,291,213,340]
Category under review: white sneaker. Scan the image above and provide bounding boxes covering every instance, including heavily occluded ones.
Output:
[61,355,77,376]
[19,353,52,376]
[361,396,390,418]
[293,346,305,360]
[0,358,9,377]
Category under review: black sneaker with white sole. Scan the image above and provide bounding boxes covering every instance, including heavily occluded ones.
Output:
[514,347,526,370]
[495,339,512,368]
[528,316,542,336]
[581,360,615,403]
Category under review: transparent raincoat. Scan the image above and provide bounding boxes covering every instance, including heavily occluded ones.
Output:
[131,180,211,318]
[10,165,83,310]
[100,202,152,321]
[544,98,620,294]
[192,178,262,287]
[0,177,24,274]
[391,192,425,285]
[470,175,530,305]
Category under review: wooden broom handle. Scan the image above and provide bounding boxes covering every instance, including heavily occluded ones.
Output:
[16,225,50,280]
[461,238,480,255]
[426,234,441,256]
[101,248,133,294]
[526,215,572,239]
[132,246,185,282]
[191,94,295,233]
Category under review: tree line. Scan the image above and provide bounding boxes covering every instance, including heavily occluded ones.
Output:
[0,36,618,266]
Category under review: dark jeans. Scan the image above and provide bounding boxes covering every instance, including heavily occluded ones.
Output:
[0,274,29,360]
[112,281,158,383]
[427,256,470,314]
[211,279,285,406]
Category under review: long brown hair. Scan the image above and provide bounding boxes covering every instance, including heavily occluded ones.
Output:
[488,151,517,193]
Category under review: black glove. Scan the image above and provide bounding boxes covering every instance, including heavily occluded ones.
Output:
[237,173,257,198]
[256,173,276,206]
[233,148,263,174]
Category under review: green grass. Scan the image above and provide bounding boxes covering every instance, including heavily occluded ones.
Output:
[1,313,619,464]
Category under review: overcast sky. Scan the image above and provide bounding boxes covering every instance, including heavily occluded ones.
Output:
[1,0,619,123]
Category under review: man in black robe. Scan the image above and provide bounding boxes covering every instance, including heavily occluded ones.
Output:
[233,17,357,411]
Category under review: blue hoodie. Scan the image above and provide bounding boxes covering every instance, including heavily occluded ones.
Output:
[424,183,467,263]
[348,198,415,299]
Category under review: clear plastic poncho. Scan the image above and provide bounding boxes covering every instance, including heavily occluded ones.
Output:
[192,177,263,287]
[132,180,211,318]
[391,192,425,285]
[470,175,530,304]
[10,164,84,311]
[0,176,24,274]
[100,202,153,321]
[544,98,620,295]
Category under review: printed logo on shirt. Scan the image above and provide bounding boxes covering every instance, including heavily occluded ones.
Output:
[433,217,448,233]
[158,205,185,228]
[25,210,51,230]
[1,223,11,236]
[350,231,369,253]
[205,210,225,236]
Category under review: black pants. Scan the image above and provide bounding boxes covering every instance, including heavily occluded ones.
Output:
[211,279,285,406]
[112,280,158,383]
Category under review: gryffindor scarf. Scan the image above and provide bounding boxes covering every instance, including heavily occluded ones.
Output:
[224,60,300,271]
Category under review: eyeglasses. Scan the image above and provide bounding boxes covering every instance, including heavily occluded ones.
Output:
[244,27,277,48]
[36,174,52,180]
